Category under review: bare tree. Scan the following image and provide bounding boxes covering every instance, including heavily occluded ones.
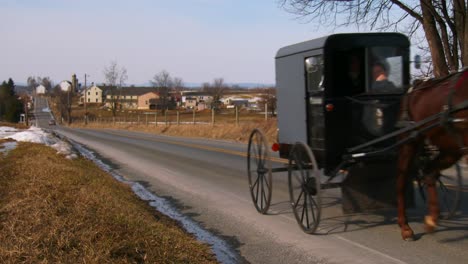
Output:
[27,76,53,94]
[52,84,71,124]
[150,70,173,111]
[259,87,277,116]
[279,0,467,77]
[172,77,184,93]
[203,78,227,110]
[40,77,53,91]
[103,61,127,116]
[118,67,128,111]
[27,76,38,93]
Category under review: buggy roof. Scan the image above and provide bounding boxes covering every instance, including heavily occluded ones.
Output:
[275,33,409,59]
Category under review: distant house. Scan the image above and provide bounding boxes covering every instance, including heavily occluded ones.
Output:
[105,87,156,110]
[224,98,249,108]
[81,85,104,104]
[36,85,46,95]
[180,91,213,108]
[185,97,198,109]
[137,92,160,110]
[59,81,72,92]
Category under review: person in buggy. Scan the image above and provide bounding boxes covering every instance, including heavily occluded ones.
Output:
[371,61,396,92]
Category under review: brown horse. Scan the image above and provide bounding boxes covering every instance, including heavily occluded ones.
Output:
[397,68,468,241]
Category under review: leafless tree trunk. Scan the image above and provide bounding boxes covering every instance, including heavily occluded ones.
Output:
[40,77,54,92]
[104,61,127,116]
[203,78,227,110]
[259,87,277,117]
[27,76,53,93]
[151,70,174,112]
[52,85,71,124]
[173,77,184,93]
[279,0,468,77]
[27,76,38,95]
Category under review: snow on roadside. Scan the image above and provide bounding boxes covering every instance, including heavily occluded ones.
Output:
[0,141,17,156]
[0,126,19,137]
[0,126,77,159]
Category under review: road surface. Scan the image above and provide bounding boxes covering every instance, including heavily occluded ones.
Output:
[35,97,468,264]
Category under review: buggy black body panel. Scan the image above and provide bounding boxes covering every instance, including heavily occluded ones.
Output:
[275,33,412,212]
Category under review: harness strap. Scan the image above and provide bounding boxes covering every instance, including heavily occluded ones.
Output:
[442,71,468,151]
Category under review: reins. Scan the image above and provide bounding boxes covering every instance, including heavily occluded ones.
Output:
[347,69,468,155]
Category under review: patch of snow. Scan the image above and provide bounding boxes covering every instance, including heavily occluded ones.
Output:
[0,141,18,156]
[52,141,78,159]
[0,126,18,132]
[0,126,77,159]
[0,126,19,137]
[133,183,239,264]
[42,107,51,112]
[6,126,56,145]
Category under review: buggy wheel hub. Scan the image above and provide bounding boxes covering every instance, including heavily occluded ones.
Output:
[304,178,317,195]
[257,167,268,174]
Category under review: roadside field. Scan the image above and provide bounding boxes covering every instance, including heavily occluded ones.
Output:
[0,141,217,263]
[64,104,278,143]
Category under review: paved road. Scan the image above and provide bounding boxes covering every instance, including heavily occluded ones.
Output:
[35,97,468,264]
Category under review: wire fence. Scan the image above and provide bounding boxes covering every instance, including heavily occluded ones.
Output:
[72,107,276,126]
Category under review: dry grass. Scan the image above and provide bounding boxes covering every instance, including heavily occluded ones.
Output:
[70,119,278,144]
[0,122,29,129]
[62,101,278,143]
[0,142,217,263]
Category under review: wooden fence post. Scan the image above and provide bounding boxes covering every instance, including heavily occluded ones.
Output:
[235,106,239,126]
[193,109,196,125]
[211,109,215,126]
[265,104,268,121]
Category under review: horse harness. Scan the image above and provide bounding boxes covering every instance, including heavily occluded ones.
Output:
[442,69,468,153]
[401,69,468,154]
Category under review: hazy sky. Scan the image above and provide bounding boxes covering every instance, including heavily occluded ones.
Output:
[1,0,359,86]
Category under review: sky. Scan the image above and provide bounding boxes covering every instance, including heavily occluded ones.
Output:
[0,0,362,86]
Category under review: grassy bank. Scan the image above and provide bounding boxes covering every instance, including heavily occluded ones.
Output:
[0,141,217,263]
[70,119,278,144]
[53,101,278,143]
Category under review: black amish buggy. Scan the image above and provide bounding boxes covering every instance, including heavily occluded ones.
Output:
[246,33,463,233]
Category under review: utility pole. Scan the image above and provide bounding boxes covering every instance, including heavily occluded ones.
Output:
[84,74,88,124]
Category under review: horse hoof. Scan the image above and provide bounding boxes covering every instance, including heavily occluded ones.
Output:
[401,230,415,241]
[424,215,437,233]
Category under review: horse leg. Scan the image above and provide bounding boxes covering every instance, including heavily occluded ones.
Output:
[422,151,460,232]
[423,172,439,233]
[397,143,416,241]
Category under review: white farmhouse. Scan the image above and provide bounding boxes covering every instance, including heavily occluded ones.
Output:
[81,85,104,104]
[59,81,72,92]
[36,85,46,95]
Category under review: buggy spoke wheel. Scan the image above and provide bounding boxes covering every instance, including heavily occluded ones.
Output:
[247,129,272,214]
[437,163,463,219]
[288,142,321,234]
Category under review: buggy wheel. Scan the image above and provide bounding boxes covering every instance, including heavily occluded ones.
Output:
[247,129,272,214]
[437,163,463,219]
[288,142,321,234]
